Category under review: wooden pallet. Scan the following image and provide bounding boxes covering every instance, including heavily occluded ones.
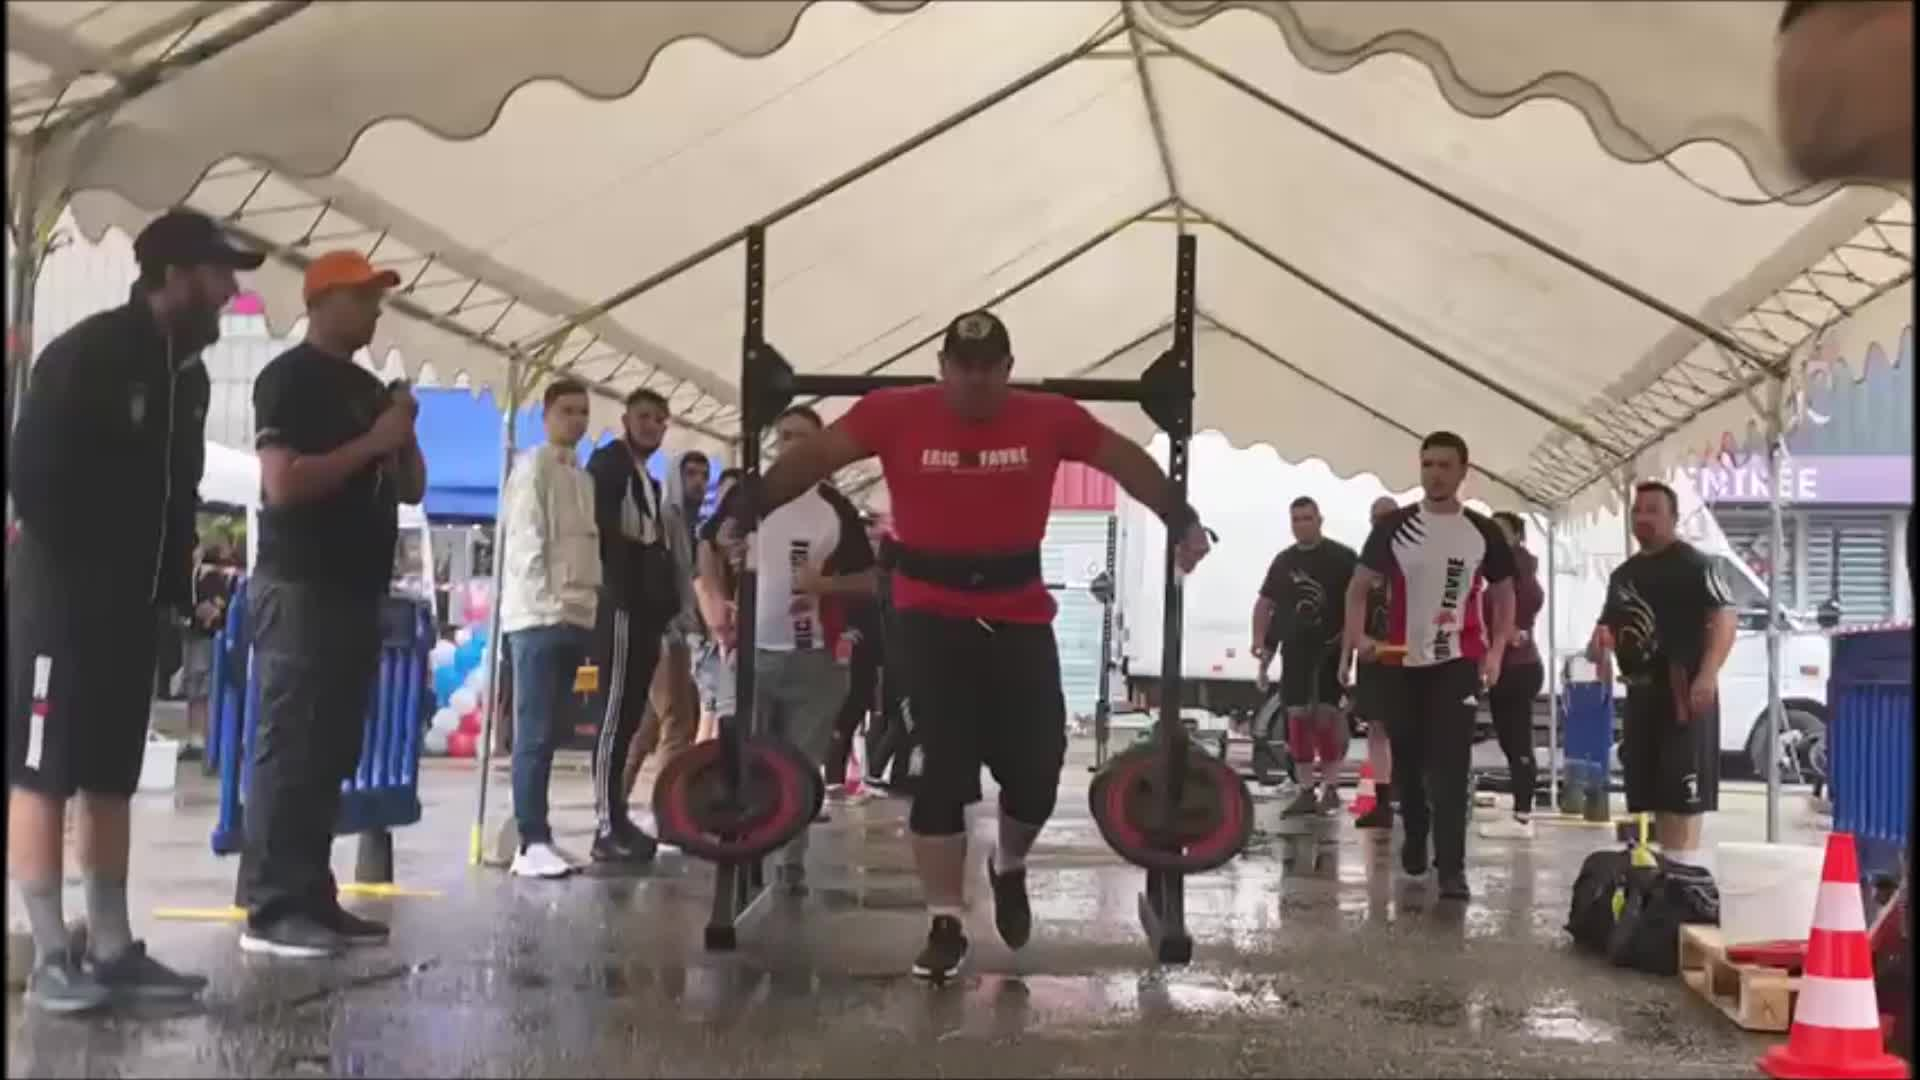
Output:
[1679,925,1800,1032]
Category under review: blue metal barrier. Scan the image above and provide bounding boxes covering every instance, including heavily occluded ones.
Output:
[1558,676,1614,818]
[1828,625,1913,881]
[211,578,435,855]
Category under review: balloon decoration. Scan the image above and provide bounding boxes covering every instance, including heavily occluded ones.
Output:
[425,621,496,757]
[446,730,477,759]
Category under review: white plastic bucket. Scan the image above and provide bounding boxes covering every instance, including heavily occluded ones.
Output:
[1716,841,1827,946]
[137,734,181,794]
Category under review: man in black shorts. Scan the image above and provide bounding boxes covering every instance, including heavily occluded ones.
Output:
[728,310,1210,981]
[1588,481,1736,871]
[1345,432,1515,902]
[1252,496,1357,816]
[8,209,261,1010]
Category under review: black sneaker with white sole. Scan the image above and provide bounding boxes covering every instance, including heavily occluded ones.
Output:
[1401,843,1430,879]
[89,941,208,1002]
[591,827,656,865]
[987,855,1031,950]
[319,905,390,946]
[240,914,345,958]
[912,915,969,982]
[1438,872,1471,902]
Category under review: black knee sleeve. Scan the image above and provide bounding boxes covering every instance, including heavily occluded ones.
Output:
[908,794,967,837]
[997,780,1056,830]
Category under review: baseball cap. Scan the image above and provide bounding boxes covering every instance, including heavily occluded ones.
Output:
[133,209,265,274]
[940,310,1012,365]
[303,250,402,304]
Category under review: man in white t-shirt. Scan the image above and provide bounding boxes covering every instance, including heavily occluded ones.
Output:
[697,406,876,892]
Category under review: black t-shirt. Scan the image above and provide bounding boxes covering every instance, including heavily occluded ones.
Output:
[252,345,400,593]
[1599,540,1734,685]
[1258,540,1357,654]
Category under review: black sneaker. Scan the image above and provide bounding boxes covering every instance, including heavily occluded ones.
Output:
[987,854,1032,951]
[1400,844,1430,879]
[24,948,111,1014]
[911,915,969,982]
[89,941,209,1002]
[1282,786,1320,817]
[1438,872,1471,902]
[1354,804,1394,830]
[240,915,344,959]
[318,905,390,947]
[592,827,657,864]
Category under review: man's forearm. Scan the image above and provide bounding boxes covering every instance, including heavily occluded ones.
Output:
[1342,574,1372,652]
[1699,610,1737,681]
[1251,599,1275,652]
[1096,436,1185,523]
[395,438,427,505]
[823,568,878,597]
[262,434,388,507]
[1485,581,1516,653]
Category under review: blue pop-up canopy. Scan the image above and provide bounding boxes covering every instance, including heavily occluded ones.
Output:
[412,388,717,521]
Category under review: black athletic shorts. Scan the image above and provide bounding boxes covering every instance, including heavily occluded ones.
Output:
[1278,645,1342,710]
[1349,660,1398,726]
[894,611,1066,835]
[1621,666,1720,816]
[6,529,160,798]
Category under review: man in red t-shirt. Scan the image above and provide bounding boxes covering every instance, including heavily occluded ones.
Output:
[731,309,1211,981]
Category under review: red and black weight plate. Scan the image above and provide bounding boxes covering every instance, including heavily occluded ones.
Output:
[652,737,823,864]
[1089,744,1254,874]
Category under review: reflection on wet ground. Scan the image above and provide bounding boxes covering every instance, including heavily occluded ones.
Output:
[6,751,1813,1078]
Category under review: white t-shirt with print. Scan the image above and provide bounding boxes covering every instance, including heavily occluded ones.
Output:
[754,488,845,652]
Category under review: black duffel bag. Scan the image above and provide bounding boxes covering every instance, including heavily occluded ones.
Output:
[1568,847,1719,976]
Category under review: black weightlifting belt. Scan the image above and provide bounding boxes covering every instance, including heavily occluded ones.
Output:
[889,543,1042,592]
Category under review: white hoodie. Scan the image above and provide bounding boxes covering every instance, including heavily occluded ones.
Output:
[501,443,601,634]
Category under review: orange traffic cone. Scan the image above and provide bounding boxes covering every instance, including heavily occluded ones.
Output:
[1759,832,1910,1079]
[1349,763,1377,819]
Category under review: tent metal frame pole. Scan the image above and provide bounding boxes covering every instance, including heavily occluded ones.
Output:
[1121,2,1184,215]
[1189,204,1627,465]
[510,20,1132,359]
[5,131,54,438]
[1199,313,1553,509]
[1764,403,1786,843]
[1546,511,1560,811]
[1134,21,1786,379]
[470,368,524,866]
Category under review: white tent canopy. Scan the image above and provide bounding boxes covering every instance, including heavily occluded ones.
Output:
[7,0,1912,516]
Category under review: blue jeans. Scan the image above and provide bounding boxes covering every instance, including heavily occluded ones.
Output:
[507,623,591,846]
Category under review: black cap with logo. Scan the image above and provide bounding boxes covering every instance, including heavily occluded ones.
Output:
[940,310,1012,365]
[133,209,266,275]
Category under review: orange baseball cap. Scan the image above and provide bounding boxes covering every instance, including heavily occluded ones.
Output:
[303,250,401,303]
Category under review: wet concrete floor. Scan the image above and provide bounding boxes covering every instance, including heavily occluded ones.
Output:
[6,741,1827,1077]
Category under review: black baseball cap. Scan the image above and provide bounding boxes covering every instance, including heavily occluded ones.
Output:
[133,209,265,274]
[940,309,1012,365]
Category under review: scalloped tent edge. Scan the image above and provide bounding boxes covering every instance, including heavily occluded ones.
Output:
[5,0,1910,523]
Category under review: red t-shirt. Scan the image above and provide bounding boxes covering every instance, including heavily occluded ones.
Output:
[838,385,1106,623]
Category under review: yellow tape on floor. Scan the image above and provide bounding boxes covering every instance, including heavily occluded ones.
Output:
[337,883,442,899]
[153,906,246,922]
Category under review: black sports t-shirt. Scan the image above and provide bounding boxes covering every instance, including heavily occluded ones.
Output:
[1259,540,1357,654]
[1360,504,1515,668]
[1598,540,1734,685]
[252,344,400,593]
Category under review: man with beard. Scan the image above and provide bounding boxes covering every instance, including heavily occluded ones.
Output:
[239,251,422,957]
[586,389,683,863]
[1252,496,1358,817]
[1588,482,1735,873]
[8,209,262,1009]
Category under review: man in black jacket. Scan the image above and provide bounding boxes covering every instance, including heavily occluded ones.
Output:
[7,209,261,1012]
[584,388,683,863]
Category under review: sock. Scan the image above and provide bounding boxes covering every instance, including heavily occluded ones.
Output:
[84,875,134,960]
[18,879,70,964]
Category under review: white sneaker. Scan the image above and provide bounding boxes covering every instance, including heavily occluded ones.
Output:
[1477,816,1535,840]
[510,843,575,878]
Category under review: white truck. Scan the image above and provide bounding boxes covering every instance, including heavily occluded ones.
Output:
[1114,433,1832,781]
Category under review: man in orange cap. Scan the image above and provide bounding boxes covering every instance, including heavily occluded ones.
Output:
[235,250,425,959]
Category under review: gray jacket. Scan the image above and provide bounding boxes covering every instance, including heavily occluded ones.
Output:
[658,449,703,638]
